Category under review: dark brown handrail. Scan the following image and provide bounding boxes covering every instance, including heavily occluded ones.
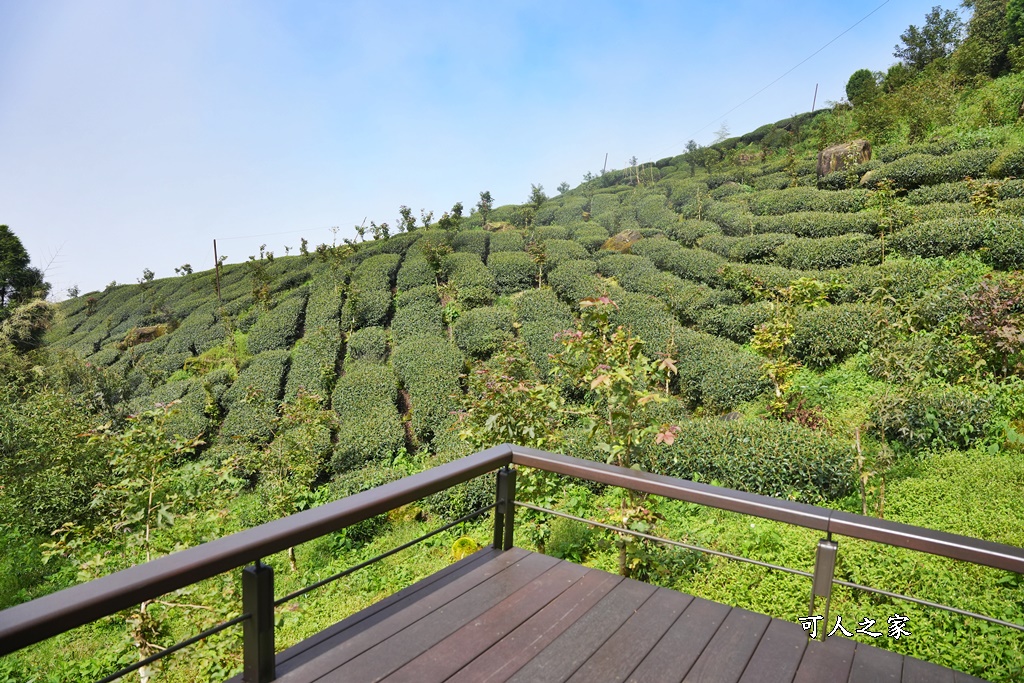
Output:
[0,445,513,656]
[507,445,1024,574]
[2,443,1023,662]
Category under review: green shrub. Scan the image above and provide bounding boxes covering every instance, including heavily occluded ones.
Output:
[346,326,388,364]
[986,220,1024,270]
[534,225,570,241]
[246,289,308,354]
[390,302,444,347]
[442,252,496,307]
[774,234,881,270]
[911,201,976,221]
[571,223,611,252]
[700,233,794,263]
[986,146,1024,178]
[596,253,665,293]
[543,239,590,269]
[340,288,391,330]
[304,276,344,329]
[890,217,990,259]
[551,196,588,225]
[609,293,681,355]
[329,463,405,541]
[664,219,722,247]
[392,336,464,443]
[488,230,526,253]
[452,230,488,258]
[284,327,341,403]
[351,253,401,290]
[697,302,771,343]
[394,283,439,309]
[650,419,855,502]
[747,187,867,215]
[511,288,573,326]
[750,211,880,238]
[673,328,767,411]
[222,349,290,409]
[396,251,436,291]
[453,306,515,359]
[874,149,999,190]
[331,361,405,471]
[487,251,537,294]
[870,385,993,452]
[422,435,495,520]
[906,181,973,205]
[548,259,606,306]
[790,304,876,369]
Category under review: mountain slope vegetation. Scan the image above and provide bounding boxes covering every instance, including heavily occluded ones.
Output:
[3,5,1024,680]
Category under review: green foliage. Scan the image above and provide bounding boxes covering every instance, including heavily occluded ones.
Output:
[219,350,290,443]
[747,187,867,215]
[873,149,999,190]
[664,219,722,247]
[846,68,880,106]
[284,326,340,403]
[488,230,525,253]
[890,216,1024,268]
[791,303,877,369]
[345,325,388,364]
[390,301,444,347]
[871,384,994,451]
[697,302,772,344]
[392,336,464,443]
[894,5,964,71]
[548,259,606,306]
[452,306,514,359]
[441,252,496,308]
[700,233,795,263]
[0,225,49,314]
[650,419,855,502]
[451,230,488,258]
[246,289,308,354]
[487,251,537,294]
[774,234,881,270]
[331,362,405,472]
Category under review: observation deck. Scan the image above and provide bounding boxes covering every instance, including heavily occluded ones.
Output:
[2,445,1019,682]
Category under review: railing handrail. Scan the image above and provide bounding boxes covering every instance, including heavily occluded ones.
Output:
[0,445,514,656]
[2,443,1022,660]
[508,446,1024,574]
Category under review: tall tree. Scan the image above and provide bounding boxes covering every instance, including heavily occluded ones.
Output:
[845,68,881,106]
[894,5,964,71]
[0,226,47,316]
[476,191,493,223]
[955,0,1011,78]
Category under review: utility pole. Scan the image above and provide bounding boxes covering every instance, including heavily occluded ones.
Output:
[602,153,608,175]
[812,83,819,112]
[213,239,223,304]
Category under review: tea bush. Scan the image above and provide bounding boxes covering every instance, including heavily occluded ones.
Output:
[534,225,570,241]
[874,149,999,190]
[396,250,436,291]
[452,230,488,258]
[246,289,308,354]
[571,223,612,252]
[284,327,341,402]
[548,259,605,306]
[394,284,439,309]
[453,306,515,359]
[487,251,537,294]
[697,302,772,343]
[747,187,867,215]
[442,252,496,308]
[340,289,391,330]
[331,361,405,471]
[392,336,464,443]
[664,219,722,247]
[774,234,881,270]
[906,181,974,205]
[543,239,590,269]
[649,419,855,502]
[790,303,876,369]
[870,384,993,452]
[345,326,388,364]
[750,211,880,238]
[700,233,794,263]
[672,328,767,411]
[390,302,444,347]
[488,230,526,253]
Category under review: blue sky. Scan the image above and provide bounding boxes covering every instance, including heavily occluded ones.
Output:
[1,0,952,297]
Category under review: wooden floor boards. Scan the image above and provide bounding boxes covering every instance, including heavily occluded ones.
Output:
[242,548,988,683]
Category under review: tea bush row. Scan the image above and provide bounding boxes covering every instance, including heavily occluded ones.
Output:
[331,361,405,471]
[246,288,308,354]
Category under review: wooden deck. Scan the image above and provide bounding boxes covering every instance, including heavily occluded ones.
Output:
[252,547,987,683]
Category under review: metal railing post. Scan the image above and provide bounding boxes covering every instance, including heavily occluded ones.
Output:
[493,467,517,551]
[809,537,838,641]
[242,561,275,682]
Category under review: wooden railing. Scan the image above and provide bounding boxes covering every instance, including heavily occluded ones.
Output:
[1,444,1022,682]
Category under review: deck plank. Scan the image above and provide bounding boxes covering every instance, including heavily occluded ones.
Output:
[901,655,954,683]
[625,595,733,683]
[566,587,693,683]
[257,550,989,683]
[848,641,903,683]
[445,569,622,683]
[737,618,809,683]
[273,547,535,682]
[323,551,560,681]
[682,607,773,683]
[379,560,589,683]
[272,546,503,674]
[504,577,659,683]
[792,635,856,683]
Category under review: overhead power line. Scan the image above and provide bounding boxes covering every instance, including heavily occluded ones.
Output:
[660,0,892,157]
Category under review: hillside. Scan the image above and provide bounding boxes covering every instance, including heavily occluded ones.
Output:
[4,16,1024,680]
